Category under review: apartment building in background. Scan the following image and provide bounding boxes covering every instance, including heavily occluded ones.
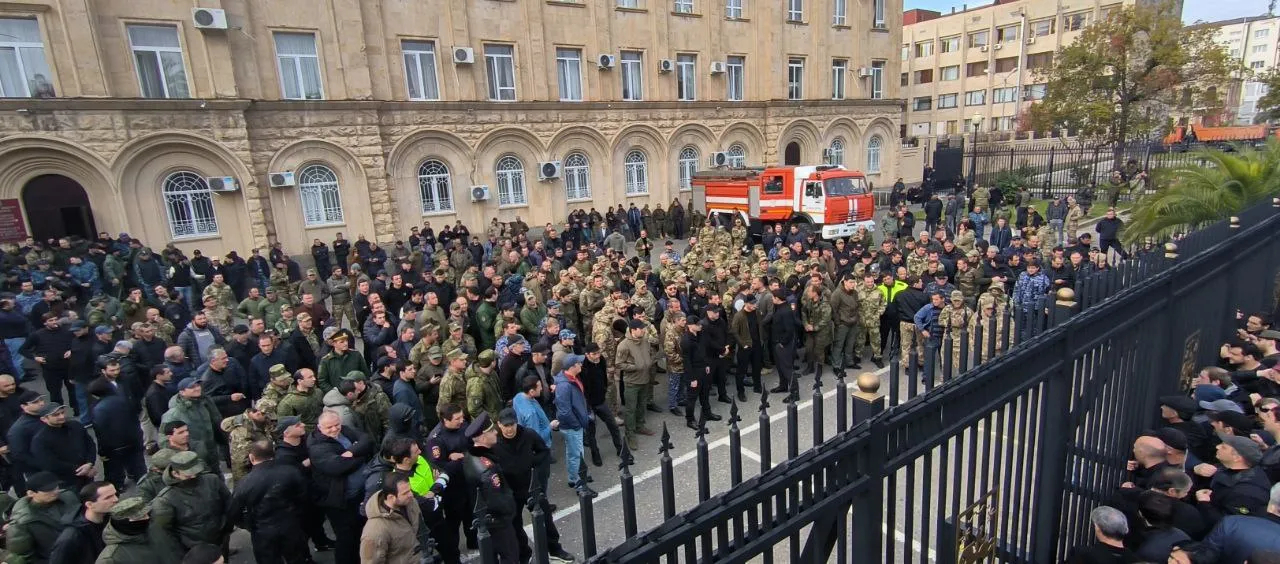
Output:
[901,0,1159,140]
[1193,15,1280,125]
[0,0,902,254]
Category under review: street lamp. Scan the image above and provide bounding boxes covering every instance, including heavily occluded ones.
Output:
[968,113,984,189]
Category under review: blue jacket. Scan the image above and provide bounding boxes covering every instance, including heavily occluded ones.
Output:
[553,371,591,430]
[1203,513,1280,564]
[513,393,552,446]
[913,303,943,341]
[391,378,423,432]
[988,226,1012,251]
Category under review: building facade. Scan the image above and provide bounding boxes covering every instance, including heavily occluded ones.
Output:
[1198,15,1279,125]
[0,0,903,255]
[901,0,1137,139]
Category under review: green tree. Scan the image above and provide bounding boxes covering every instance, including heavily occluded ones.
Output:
[1253,68,1280,123]
[1123,140,1280,244]
[1025,1,1235,148]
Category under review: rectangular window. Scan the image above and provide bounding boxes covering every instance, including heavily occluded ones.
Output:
[1030,18,1055,36]
[555,47,583,101]
[726,55,745,101]
[945,120,958,134]
[674,0,693,13]
[1253,44,1268,54]
[273,32,324,100]
[900,72,908,87]
[1251,60,1266,69]
[870,60,885,99]
[913,96,932,111]
[873,0,885,28]
[1023,83,1046,101]
[901,44,909,61]
[787,57,804,100]
[1026,52,1053,70]
[996,25,1019,43]
[966,61,988,77]
[127,24,190,99]
[831,59,846,100]
[994,56,1018,73]
[965,89,986,105]
[992,116,1013,131]
[787,0,803,22]
[621,50,643,101]
[1231,48,1242,57]
[940,36,960,53]
[0,17,54,98]
[725,0,743,18]
[940,65,959,81]
[968,30,989,48]
[937,93,958,108]
[832,0,846,25]
[915,40,934,58]
[676,53,696,101]
[992,86,1016,103]
[914,69,932,84]
[402,40,440,101]
[617,0,639,7]
[1063,11,1089,32]
[484,44,517,101]
[1257,28,1271,39]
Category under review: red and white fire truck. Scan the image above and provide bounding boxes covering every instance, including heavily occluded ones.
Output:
[690,165,876,240]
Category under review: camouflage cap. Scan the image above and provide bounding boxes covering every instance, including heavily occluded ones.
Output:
[169,450,206,475]
[446,348,467,362]
[950,290,965,301]
[342,370,367,382]
[448,322,462,333]
[110,497,150,520]
[478,349,496,367]
[427,345,444,360]
[268,364,291,383]
[150,449,178,470]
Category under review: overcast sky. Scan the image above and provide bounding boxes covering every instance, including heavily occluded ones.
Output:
[902,0,1268,24]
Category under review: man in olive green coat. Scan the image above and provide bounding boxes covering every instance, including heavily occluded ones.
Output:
[96,496,166,563]
[316,331,367,392]
[150,451,231,561]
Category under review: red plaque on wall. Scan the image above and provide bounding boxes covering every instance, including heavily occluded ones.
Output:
[0,199,30,243]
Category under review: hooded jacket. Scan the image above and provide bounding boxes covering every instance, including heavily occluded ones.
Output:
[614,333,654,386]
[149,471,231,560]
[359,493,422,564]
[321,387,359,430]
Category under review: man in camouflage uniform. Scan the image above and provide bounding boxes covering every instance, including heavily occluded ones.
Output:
[970,294,1008,364]
[905,245,929,278]
[953,258,980,306]
[270,263,295,304]
[662,311,686,412]
[1064,196,1085,243]
[938,290,975,376]
[775,248,796,282]
[345,372,392,444]
[641,205,654,238]
[552,274,581,334]
[260,288,288,330]
[436,348,469,416]
[202,273,237,313]
[801,285,833,377]
[591,299,629,417]
[854,273,886,366]
[220,400,274,485]
[465,350,503,420]
[651,204,668,238]
[258,364,293,417]
[730,219,748,251]
[632,282,657,320]
[579,276,609,343]
[829,276,862,373]
[442,322,477,361]
[326,266,354,331]
[200,295,232,336]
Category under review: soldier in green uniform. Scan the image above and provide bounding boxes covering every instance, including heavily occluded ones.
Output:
[651,204,667,238]
[855,273,886,367]
[220,400,274,485]
[801,285,833,377]
[442,322,477,361]
[275,368,323,431]
[269,263,295,304]
[938,290,975,376]
[465,350,503,420]
[730,218,747,251]
[258,364,293,417]
[237,287,268,322]
[437,348,469,416]
[200,295,232,336]
[632,282,657,320]
[640,204,654,237]
[259,288,288,330]
[201,273,237,313]
[591,299,628,417]
[662,312,686,413]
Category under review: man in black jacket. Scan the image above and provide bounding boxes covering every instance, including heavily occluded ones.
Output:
[228,440,311,564]
[308,410,375,564]
[32,403,97,488]
[425,404,475,562]
[463,414,520,564]
[49,480,118,564]
[21,313,75,410]
[274,416,335,553]
[892,276,929,369]
[768,291,800,399]
[702,305,733,403]
[201,348,251,418]
[682,316,721,429]
[7,390,46,492]
[491,408,576,564]
[87,379,145,488]
[923,193,944,235]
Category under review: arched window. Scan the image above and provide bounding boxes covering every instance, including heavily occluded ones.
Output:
[827,138,845,166]
[726,143,746,168]
[162,171,218,239]
[495,155,527,206]
[866,135,883,174]
[624,149,648,195]
[418,159,454,213]
[297,164,344,226]
[564,153,591,201]
[678,146,700,192]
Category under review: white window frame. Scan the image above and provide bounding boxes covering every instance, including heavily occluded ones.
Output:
[865,136,882,174]
[297,164,345,227]
[1022,83,1046,101]
[831,59,847,100]
[273,32,324,100]
[1030,19,1055,37]
[678,146,699,192]
[621,50,644,101]
[495,155,528,207]
[564,152,591,201]
[832,0,846,26]
[674,0,694,13]
[726,55,745,101]
[788,57,804,100]
[417,159,454,214]
[997,25,1019,44]
[873,0,885,28]
[0,17,52,98]
[992,86,1017,103]
[126,24,190,99]
[1251,60,1266,69]
[870,60,885,99]
[968,30,989,48]
[1253,44,1268,54]
[484,44,517,101]
[915,41,934,58]
[617,0,640,7]
[624,150,649,195]
[1063,12,1089,32]
[787,0,803,22]
[725,0,744,18]
[1257,28,1271,39]
[940,36,960,53]
[163,171,219,239]
[726,143,746,168]
[402,40,441,101]
[941,65,959,81]
[937,93,958,108]
[556,47,583,102]
[912,96,932,111]
[676,53,697,101]
[965,89,986,106]
[826,138,844,166]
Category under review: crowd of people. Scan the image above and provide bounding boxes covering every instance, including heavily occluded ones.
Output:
[1064,315,1280,564]
[0,174,1172,564]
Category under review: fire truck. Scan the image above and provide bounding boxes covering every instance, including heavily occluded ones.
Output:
[689,165,876,240]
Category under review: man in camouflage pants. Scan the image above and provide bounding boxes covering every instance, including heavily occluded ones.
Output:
[854,273,886,367]
[591,299,628,419]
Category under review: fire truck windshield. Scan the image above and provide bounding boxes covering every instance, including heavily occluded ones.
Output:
[824,176,869,196]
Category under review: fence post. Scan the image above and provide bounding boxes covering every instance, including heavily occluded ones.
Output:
[1043,147,1055,198]
[812,369,824,446]
[851,371,884,426]
[835,370,849,433]
[529,490,551,564]
[619,444,638,539]
[1051,287,1078,326]
[658,423,677,564]
[850,372,886,562]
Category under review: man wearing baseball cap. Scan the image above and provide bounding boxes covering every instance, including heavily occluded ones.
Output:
[462,413,523,563]
[1193,435,1272,523]
[553,354,596,497]
[6,471,80,563]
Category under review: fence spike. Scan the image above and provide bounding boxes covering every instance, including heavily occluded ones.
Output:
[729,398,744,486]
[619,445,638,538]
[786,374,800,459]
[835,369,849,433]
[812,367,824,446]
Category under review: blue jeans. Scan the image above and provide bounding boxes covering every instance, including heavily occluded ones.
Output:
[173,286,193,310]
[5,337,25,380]
[562,427,585,487]
[74,382,91,425]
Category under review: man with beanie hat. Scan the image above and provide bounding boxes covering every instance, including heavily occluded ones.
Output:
[1194,435,1272,524]
[5,471,81,563]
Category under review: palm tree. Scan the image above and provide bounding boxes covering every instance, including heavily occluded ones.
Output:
[1123,140,1280,244]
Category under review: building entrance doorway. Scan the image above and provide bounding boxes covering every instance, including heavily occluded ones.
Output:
[784,142,801,165]
[22,175,97,241]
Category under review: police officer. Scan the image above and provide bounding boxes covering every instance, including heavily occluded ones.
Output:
[463,413,520,564]
[425,402,474,563]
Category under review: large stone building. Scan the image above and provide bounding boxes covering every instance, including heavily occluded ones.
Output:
[0,0,903,254]
[1194,15,1279,125]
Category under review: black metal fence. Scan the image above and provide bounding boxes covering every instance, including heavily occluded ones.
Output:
[484,202,1280,564]
[965,141,1208,201]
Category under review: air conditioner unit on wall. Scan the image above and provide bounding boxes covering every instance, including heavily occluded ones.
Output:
[470,185,490,202]
[980,45,989,53]
[538,161,562,181]
[598,54,617,69]
[192,8,228,30]
[658,59,675,73]
[709,152,728,167]
[1027,36,1036,44]
[453,47,475,64]
[207,176,239,192]
[269,172,295,188]
[709,61,726,74]
[858,67,872,77]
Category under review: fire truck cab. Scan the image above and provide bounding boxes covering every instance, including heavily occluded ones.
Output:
[690,165,875,240]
